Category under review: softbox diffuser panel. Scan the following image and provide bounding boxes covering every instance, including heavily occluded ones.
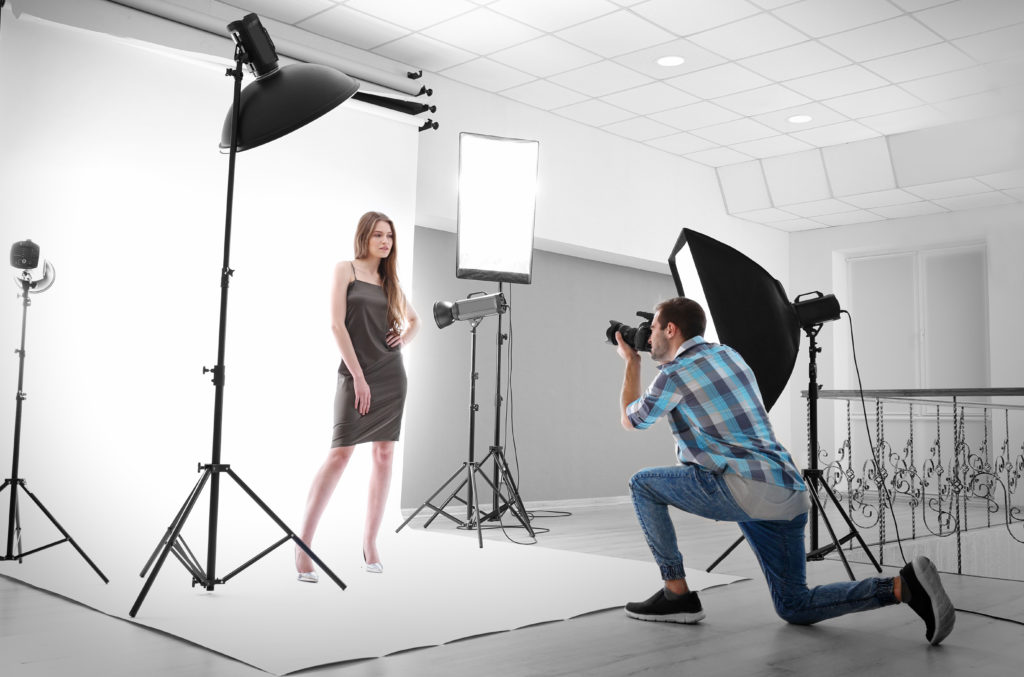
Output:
[674,228,799,413]
[456,132,539,284]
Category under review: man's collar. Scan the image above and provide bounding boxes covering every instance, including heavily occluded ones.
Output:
[672,335,706,360]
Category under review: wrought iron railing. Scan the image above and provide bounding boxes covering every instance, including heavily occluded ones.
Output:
[806,388,1024,580]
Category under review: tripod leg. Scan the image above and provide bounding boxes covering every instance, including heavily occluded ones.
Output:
[18,484,108,583]
[706,534,746,573]
[805,477,856,580]
[493,452,534,536]
[817,479,883,573]
[223,468,346,591]
[141,470,208,577]
[467,462,483,549]
[397,462,471,532]
[130,468,213,617]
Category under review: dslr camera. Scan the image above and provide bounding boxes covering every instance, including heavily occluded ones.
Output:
[606,311,654,352]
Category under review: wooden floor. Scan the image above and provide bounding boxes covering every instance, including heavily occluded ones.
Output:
[2,500,1022,677]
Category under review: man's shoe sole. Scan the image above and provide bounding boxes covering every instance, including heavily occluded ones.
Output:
[625,609,706,624]
[913,556,955,646]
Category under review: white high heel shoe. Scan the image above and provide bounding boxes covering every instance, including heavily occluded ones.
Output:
[363,549,383,574]
[297,571,319,583]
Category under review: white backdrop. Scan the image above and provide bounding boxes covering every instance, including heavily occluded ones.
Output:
[0,11,419,574]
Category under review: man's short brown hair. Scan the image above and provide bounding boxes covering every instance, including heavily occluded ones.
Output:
[655,297,706,340]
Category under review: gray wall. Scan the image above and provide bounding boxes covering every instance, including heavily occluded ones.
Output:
[402,226,678,508]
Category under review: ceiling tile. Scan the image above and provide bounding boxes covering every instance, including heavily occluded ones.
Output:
[612,38,728,79]
[814,210,888,226]
[421,8,542,54]
[822,17,943,62]
[718,160,772,213]
[549,61,653,97]
[442,58,536,91]
[602,82,700,115]
[901,66,998,104]
[762,149,831,204]
[978,169,1024,190]
[1003,187,1024,201]
[554,99,636,126]
[490,36,602,78]
[934,90,1014,121]
[905,177,993,199]
[768,218,826,231]
[915,0,1024,40]
[645,132,719,155]
[823,137,895,195]
[557,10,676,58]
[500,79,590,109]
[842,189,922,208]
[730,134,815,158]
[488,0,619,32]
[870,201,949,218]
[685,147,756,167]
[774,0,903,38]
[666,63,771,99]
[346,0,476,31]
[692,118,779,144]
[373,33,475,70]
[823,85,923,117]
[739,41,852,81]
[714,86,811,120]
[611,0,647,5]
[749,0,803,8]
[785,198,857,216]
[859,105,950,134]
[791,120,881,145]
[297,5,410,50]
[602,116,679,141]
[688,13,807,60]
[954,22,1024,61]
[225,0,335,24]
[862,43,979,83]
[649,101,742,130]
[785,65,890,100]
[890,0,950,10]
[733,207,797,223]
[632,0,762,36]
[754,101,849,133]
[932,191,1017,210]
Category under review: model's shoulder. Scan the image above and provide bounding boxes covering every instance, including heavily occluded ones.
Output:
[334,260,355,283]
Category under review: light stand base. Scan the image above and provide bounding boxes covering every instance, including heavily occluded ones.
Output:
[0,478,108,582]
[131,463,344,617]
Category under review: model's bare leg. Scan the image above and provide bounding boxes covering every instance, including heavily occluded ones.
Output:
[296,445,355,573]
[362,440,395,565]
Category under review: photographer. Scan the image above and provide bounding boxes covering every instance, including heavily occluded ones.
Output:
[614,296,955,645]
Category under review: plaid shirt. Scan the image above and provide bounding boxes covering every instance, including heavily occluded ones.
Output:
[627,336,805,491]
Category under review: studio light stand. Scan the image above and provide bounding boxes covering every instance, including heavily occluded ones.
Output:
[130,14,358,617]
[396,297,533,547]
[1,260,107,582]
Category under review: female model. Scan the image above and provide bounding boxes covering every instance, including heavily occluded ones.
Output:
[295,211,419,581]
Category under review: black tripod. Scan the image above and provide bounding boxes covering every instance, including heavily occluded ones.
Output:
[397,308,533,547]
[1,272,107,582]
[129,50,344,618]
[707,324,881,580]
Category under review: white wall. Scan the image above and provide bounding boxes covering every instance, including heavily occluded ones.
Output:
[0,9,419,564]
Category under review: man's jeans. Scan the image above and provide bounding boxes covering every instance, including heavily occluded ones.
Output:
[629,464,898,624]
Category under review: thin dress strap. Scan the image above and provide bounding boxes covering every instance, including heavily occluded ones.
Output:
[350,260,357,281]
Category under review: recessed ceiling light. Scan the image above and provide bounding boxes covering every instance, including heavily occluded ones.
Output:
[656,55,685,67]
[788,114,813,124]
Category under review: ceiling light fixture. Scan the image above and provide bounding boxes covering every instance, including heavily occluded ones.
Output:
[656,55,686,67]
[788,114,813,124]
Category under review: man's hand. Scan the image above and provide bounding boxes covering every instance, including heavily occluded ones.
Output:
[615,331,641,363]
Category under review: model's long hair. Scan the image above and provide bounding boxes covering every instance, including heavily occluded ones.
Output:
[353,211,406,333]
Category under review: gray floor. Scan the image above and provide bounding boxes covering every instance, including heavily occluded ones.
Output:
[2,501,1022,676]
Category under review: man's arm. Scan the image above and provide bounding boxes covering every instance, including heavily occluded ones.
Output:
[616,331,642,430]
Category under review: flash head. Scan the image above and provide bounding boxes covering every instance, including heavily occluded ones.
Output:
[11,240,40,270]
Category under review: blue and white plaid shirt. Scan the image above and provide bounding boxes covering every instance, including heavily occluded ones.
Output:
[626,335,806,491]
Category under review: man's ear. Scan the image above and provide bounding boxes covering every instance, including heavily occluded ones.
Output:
[665,321,679,338]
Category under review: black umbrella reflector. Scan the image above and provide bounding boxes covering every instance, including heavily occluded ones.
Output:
[669,228,799,413]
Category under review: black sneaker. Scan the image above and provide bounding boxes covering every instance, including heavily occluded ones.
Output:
[900,556,955,646]
[625,588,705,624]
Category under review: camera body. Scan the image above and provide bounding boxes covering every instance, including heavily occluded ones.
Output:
[606,311,654,352]
[10,240,40,270]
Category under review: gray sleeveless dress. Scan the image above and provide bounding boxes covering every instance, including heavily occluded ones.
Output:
[331,265,407,446]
